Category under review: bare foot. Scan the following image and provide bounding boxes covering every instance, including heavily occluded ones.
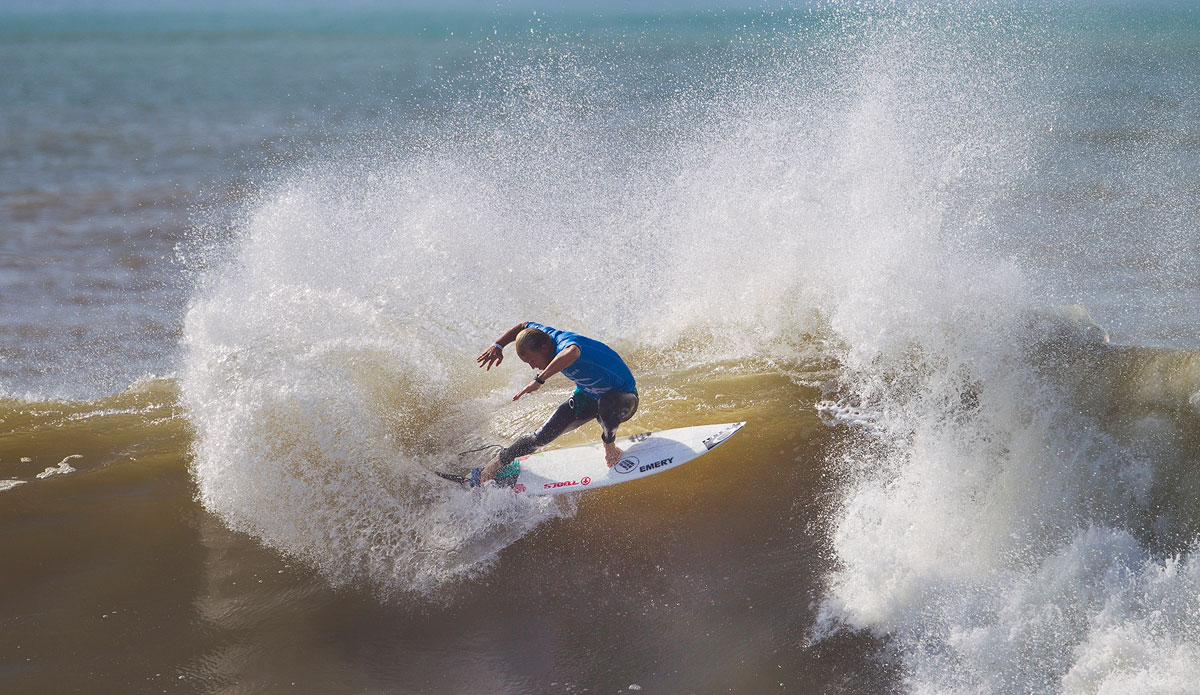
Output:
[477,457,501,484]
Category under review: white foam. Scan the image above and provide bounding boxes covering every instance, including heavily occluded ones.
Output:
[36,455,80,479]
[814,400,878,429]
[734,8,1200,695]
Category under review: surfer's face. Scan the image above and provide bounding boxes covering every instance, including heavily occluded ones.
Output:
[518,345,555,371]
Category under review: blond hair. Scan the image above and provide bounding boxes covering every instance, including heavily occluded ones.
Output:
[514,327,555,359]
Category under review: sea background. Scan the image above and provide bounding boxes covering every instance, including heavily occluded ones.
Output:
[2,1,1199,693]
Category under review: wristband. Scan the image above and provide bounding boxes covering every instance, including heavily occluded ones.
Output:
[533,374,546,385]
[492,342,504,350]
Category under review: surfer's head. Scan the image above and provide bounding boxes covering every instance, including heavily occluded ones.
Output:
[514,327,556,369]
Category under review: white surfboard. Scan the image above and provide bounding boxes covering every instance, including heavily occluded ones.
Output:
[503,422,745,496]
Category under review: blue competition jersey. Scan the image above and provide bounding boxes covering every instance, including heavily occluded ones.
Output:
[525,322,636,398]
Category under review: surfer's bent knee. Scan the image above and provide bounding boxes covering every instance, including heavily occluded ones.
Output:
[598,390,639,443]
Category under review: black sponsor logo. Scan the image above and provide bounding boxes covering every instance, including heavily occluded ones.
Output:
[638,457,673,473]
[627,432,652,444]
[615,456,639,474]
[702,424,739,450]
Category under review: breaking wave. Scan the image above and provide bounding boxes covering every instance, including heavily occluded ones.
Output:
[175,4,1200,692]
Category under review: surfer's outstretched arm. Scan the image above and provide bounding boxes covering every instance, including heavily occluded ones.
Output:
[477,322,529,370]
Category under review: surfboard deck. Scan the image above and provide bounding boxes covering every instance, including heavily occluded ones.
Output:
[441,422,745,496]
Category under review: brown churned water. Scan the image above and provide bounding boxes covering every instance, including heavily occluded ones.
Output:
[0,371,898,694]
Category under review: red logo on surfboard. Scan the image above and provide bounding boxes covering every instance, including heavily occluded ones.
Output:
[542,478,589,490]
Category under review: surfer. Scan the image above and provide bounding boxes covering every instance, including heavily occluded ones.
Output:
[465,321,639,487]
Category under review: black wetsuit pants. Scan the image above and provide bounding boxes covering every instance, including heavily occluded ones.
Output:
[497,390,639,468]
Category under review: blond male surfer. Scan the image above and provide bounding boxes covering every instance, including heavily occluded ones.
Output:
[462,322,638,487]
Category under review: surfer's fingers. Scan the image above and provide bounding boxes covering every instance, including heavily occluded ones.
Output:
[477,347,503,369]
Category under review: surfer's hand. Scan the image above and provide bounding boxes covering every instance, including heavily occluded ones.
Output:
[513,380,541,400]
[604,442,624,468]
[477,345,503,370]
